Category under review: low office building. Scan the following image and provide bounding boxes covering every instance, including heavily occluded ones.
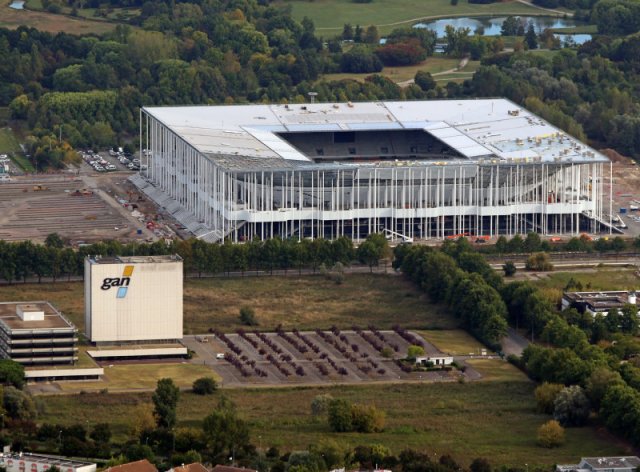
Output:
[0,453,96,472]
[562,291,638,317]
[0,302,78,365]
[415,355,454,367]
[557,456,640,472]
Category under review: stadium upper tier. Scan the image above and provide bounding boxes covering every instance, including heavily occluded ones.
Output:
[142,99,608,170]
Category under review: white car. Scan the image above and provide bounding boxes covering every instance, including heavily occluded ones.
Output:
[94,165,105,172]
[216,353,225,360]
[105,164,116,171]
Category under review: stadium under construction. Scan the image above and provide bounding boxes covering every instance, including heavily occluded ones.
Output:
[131,99,612,243]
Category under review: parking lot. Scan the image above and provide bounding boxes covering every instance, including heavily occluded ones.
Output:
[184,328,461,387]
[80,148,145,174]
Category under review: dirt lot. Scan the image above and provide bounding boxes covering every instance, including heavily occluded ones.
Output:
[603,152,640,237]
[184,329,463,387]
[0,5,116,34]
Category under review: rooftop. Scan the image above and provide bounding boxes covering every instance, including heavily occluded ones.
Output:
[105,460,158,472]
[87,254,182,265]
[0,302,75,331]
[143,99,609,171]
[563,291,637,310]
[171,463,210,472]
[582,457,640,469]
[0,452,95,468]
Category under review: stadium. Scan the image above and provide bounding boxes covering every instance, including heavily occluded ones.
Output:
[131,99,611,243]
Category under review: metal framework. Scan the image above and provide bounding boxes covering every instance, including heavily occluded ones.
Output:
[137,103,610,243]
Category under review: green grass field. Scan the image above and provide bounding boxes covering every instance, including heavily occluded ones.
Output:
[531,268,640,292]
[0,127,34,171]
[321,57,475,84]
[0,3,116,34]
[282,0,565,34]
[419,329,487,355]
[38,380,629,467]
[0,274,458,334]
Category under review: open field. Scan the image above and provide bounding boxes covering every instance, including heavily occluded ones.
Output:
[38,380,629,467]
[466,358,527,382]
[282,0,565,34]
[0,128,20,154]
[0,274,456,335]
[184,274,457,333]
[0,5,116,33]
[530,268,640,292]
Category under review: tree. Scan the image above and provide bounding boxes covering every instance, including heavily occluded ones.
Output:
[350,403,385,432]
[128,403,156,440]
[192,377,218,395]
[311,394,334,415]
[152,378,180,428]
[470,458,491,472]
[553,385,590,426]
[620,303,639,335]
[525,23,538,50]
[414,70,436,92]
[363,25,380,44]
[239,306,258,326]
[406,345,425,360]
[586,367,624,409]
[503,261,516,277]
[3,386,36,420]
[327,399,353,432]
[202,397,250,460]
[90,423,112,443]
[525,252,553,271]
[534,382,564,414]
[44,233,64,249]
[537,420,565,448]
[0,360,25,389]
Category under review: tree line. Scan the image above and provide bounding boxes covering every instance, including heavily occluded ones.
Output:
[0,233,390,283]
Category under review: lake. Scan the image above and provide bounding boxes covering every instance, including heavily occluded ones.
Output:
[9,0,25,9]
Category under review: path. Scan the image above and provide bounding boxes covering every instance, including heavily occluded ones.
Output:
[501,327,530,357]
[515,0,573,17]
[397,56,470,87]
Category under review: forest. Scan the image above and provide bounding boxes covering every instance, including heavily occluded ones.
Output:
[0,0,639,169]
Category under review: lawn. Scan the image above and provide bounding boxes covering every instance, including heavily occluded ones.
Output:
[530,268,640,292]
[0,274,457,334]
[38,380,629,467]
[467,358,527,382]
[56,362,218,393]
[0,5,116,34]
[419,329,487,355]
[282,0,565,34]
[321,57,463,84]
[0,128,20,154]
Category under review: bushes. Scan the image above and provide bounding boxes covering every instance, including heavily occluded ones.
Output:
[192,377,217,395]
[375,40,427,66]
[537,420,565,448]
[239,307,258,326]
[327,398,385,433]
[553,385,590,427]
[534,382,564,414]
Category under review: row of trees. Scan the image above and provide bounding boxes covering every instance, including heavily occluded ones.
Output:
[0,233,390,283]
[394,239,507,348]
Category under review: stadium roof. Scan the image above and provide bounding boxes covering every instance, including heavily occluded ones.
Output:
[143,99,609,170]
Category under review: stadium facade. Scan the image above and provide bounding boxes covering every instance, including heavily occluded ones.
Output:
[132,100,611,243]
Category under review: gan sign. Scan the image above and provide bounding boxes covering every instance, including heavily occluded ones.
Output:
[100,265,134,298]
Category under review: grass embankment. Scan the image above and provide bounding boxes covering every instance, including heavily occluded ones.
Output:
[0,3,116,33]
[419,329,487,355]
[39,379,627,467]
[284,0,566,34]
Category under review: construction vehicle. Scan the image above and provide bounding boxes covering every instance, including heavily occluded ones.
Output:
[70,188,94,196]
[32,185,49,191]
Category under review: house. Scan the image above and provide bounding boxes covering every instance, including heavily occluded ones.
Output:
[211,465,258,472]
[556,456,640,472]
[104,459,158,472]
[415,355,453,367]
[0,452,96,472]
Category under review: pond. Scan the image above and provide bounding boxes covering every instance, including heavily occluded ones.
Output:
[9,0,25,9]
[413,16,592,44]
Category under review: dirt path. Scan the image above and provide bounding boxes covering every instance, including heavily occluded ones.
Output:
[515,0,573,16]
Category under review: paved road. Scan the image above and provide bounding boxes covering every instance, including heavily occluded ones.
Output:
[501,327,530,357]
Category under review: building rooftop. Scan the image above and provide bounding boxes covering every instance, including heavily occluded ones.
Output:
[582,457,640,470]
[87,254,182,265]
[0,302,75,331]
[143,99,609,171]
[563,291,637,311]
[105,460,158,472]
[211,466,257,472]
[171,463,210,472]
[0,452,95,468]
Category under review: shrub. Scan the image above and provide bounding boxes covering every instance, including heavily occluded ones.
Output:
[406,345,425,360]
[537,420,565,448]
[239,307,258,326]
[503,261,517,276]
[375,40,427,66]
[534,382,564,414]
[380,347,394,358]
[525,252,553,271]
[192,377,218,395]
[351,404,385,432]
[553,385,590,426]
